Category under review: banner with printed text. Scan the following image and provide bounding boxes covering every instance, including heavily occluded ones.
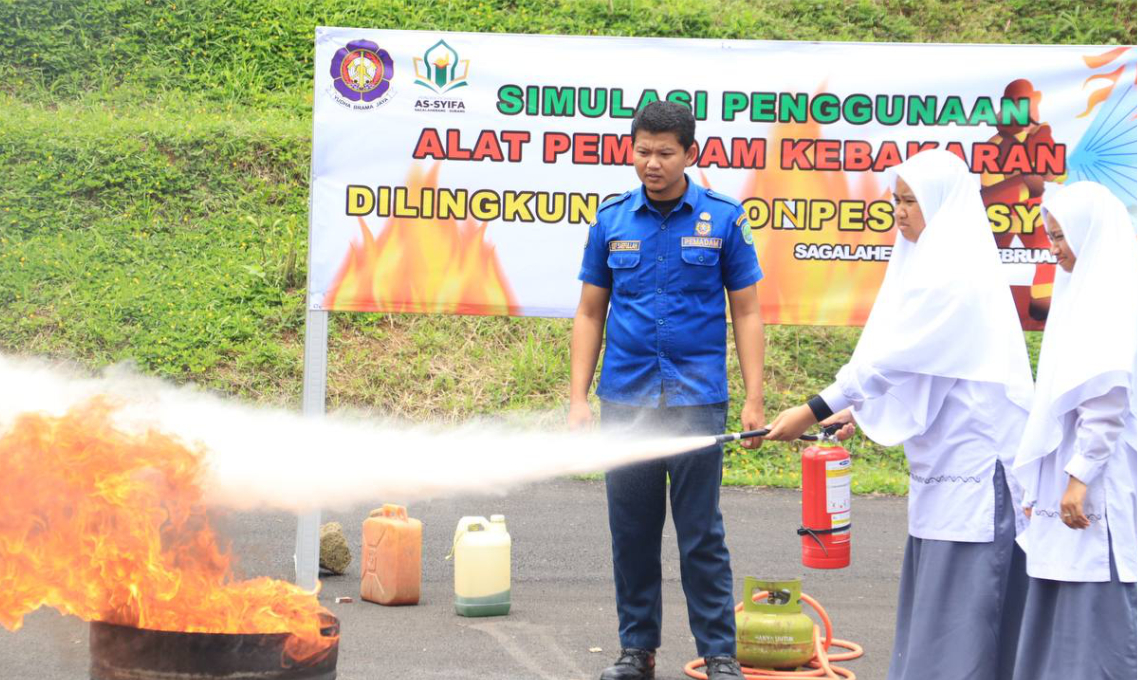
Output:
[310,28,1136,328]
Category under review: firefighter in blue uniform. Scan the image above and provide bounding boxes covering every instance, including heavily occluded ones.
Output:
[568,100,766,680]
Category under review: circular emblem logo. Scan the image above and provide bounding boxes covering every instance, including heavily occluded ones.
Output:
[330,40,394,103]
[696,222,712,236]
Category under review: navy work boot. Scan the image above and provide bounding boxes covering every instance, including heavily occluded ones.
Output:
[598,648,655,680]
[704,655,745,680]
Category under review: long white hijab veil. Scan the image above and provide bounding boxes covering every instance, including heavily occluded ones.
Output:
[850,150,1033,445]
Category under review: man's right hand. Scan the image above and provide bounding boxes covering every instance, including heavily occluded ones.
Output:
[568,400,594,430]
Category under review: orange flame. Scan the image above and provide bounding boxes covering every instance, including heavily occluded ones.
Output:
[1078,64,1126,119]
[735,107,893,326]
[0,400,334,661]
[1083,46,1130,69]
[1078,46,1135,119]
[325,163,520,315]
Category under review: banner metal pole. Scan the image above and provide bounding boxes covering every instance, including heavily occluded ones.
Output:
[295,308,327,591]
[296,28,327,592]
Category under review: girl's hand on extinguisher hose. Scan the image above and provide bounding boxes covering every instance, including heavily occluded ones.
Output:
[739,397,765,449]
[819,408,857,441]
[763,404,817,441]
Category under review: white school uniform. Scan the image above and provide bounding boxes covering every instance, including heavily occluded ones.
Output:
[1019,388,1136,582]
[1013,181,1138,584]
[818,150,1035,680]
[823,372,1027,542]
[1009,181,1137,680]
[818,148,1034,540]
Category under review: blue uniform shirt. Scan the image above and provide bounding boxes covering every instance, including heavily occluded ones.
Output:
[579,176,763,407]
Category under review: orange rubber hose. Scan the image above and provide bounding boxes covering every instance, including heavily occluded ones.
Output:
[684,590,864,680]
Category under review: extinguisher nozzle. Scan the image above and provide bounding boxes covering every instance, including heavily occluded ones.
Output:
[713,429,769,444]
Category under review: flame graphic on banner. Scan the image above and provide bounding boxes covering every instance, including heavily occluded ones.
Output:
[0,400,334,662]
[1078,46,1134,119]
[732,111,894,326]
[325,164,520,315]
[1068,46,1137,203]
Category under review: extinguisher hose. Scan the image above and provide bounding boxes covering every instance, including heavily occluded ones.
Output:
[683,590,864,680]
[714,423,844,445]
[796,525,852,558]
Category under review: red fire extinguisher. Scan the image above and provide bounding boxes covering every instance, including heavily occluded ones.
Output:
[799,436,851,569]
[715,426,851,569]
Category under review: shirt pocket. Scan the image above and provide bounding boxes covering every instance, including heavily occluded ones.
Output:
[680,247,722,291]
[607,251,642,295]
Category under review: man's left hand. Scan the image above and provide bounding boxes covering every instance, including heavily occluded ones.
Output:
[764,404,817,442]
[740,400,765,449]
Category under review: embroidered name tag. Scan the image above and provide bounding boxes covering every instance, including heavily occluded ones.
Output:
[681,237,723,249]
[609,240,640,252]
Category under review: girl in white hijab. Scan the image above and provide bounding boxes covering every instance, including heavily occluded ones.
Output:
[1010,181,1137,680]
[765,149,1035,680]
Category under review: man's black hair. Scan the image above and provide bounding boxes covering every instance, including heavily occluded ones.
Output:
[631,100,696,150]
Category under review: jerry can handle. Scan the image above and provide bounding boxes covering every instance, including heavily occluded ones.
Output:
[445,520,485,560]
[368,504,408,521]
[382,504,408,521]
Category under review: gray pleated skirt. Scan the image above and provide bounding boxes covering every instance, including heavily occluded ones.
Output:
[1011,547,1137,680]
[888,462,1028,680]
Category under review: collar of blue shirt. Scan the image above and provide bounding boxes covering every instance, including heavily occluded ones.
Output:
[625,174,702,215]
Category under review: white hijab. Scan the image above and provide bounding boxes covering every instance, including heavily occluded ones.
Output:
[1014,182,1138,478]
[850,150,1034,445]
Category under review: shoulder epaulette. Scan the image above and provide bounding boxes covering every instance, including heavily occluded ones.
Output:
[598,191,632,214]
[704,188,742,207]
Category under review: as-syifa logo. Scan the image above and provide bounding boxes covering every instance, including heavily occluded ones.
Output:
[413,40,470,93]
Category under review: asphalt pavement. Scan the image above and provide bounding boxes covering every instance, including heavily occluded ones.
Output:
[0,478,910,679]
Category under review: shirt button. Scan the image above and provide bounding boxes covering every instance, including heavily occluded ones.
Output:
[660,225,666,230]
[657,319,665,325]
[659,351,666,358]
[656,287,663,294]
[657,255,664,262]
[698,255,705,262]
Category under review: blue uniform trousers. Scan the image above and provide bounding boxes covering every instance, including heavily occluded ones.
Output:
[601,400,736,658]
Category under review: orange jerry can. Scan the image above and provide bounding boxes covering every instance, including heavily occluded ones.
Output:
[361,504,422,606]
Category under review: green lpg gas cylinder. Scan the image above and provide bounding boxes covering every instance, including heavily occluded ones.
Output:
[735,577,815,670]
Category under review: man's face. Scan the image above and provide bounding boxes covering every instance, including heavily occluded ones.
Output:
[1044,213,1077,272]
[633,130,696,199]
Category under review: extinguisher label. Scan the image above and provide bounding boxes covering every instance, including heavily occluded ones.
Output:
[825,459,851,515]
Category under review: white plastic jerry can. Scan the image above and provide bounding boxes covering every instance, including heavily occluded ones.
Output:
[452,514,511,617]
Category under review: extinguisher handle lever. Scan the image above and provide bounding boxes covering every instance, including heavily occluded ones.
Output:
[798,423,844,442]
